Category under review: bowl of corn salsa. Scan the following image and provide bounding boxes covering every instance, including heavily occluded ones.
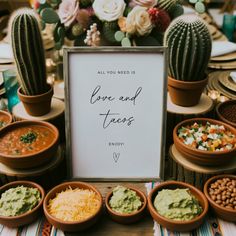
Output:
[0,120,59,169]
[0,110,12,129]
[173,118,236,166]
[43,181,103,232]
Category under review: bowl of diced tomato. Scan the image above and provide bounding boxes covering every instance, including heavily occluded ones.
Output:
[173,118,236,166]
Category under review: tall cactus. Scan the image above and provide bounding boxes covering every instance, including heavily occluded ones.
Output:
[164,15,212,82]
[11,9,47,95]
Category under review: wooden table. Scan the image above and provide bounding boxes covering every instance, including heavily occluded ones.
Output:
[66,182,154,236]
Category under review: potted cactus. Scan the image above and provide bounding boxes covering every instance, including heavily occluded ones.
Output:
[164,14,212,107]
[11,9,53,116]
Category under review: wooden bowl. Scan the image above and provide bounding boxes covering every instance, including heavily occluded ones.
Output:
[148,181,208,232]
[0,120,59,169]
[0,110,13,129]
[173,118,236,166]
[216,100,236,129]
[43,181,103,232]
[204,175,236,222]
[0,181,45,227]
[105,186,147,224]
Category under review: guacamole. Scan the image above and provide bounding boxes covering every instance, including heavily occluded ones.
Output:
[154,188,202,221]
[0,186,41,217]
[109,186,142,214]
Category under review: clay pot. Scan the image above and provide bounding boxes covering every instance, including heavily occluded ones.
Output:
[204,175,236,222]
[0,181,45,228]
[168,77,208,107]
[173,118,236,166]
[17,85,53,116]
[216,100,236,129]
[43,182,103,232]
[0,110,13,129]
[148,181,208,232]
[105,186,147,224]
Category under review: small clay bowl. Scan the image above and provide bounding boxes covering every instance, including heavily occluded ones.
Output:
[148,181,208,232]
[216,100,236,129]
[173,118,236,166]
[105,186,147,224]
[0,181,45,228]
[43,181,103,232]
[0,120,59,169]
[0,110,13,129]
[204,174,236,222]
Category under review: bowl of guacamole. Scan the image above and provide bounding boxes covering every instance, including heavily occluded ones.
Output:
[0,181,45,228]
[105,185,147,224]
[147,181,208,232]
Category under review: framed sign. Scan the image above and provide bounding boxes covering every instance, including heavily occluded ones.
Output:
[64,47,167,180]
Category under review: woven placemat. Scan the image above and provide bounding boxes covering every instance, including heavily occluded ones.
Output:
[219,74,236,92]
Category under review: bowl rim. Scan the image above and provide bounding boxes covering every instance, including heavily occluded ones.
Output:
[43,181,103,225]
[148,181,209,225]
[105,185,147,217]
[216,100,236,127]
[203,174,236,214]
[173,118,236,155]
[0,120,59,158]
[0,180,45,220]
[0,110,13,125]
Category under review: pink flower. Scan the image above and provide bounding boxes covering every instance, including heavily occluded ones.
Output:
[58,0,79,27]
[129,0,157,8]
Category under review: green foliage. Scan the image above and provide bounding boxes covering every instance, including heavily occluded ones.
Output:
[103,21,119,44]
[164,15,212,81]
[40,8,59,24]
[11,10,48,95]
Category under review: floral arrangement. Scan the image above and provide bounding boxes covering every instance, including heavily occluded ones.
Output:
[32,0,206,48]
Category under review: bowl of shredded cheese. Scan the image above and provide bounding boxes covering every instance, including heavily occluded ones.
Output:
[43,181,102,232]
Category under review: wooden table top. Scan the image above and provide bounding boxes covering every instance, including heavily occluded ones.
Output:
[66,182,154,236]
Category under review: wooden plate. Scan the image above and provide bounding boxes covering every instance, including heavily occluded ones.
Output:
[219,75,236,92]
[212,30,223,40]
[208,60,236,69]
[211,51,236,62]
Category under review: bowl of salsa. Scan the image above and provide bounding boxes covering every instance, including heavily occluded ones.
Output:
[0,120,59,169]
[0,110,13,129]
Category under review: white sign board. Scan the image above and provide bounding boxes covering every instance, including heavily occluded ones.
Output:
[64,47,167,180]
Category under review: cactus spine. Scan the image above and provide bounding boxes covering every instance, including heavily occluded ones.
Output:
[11,9,47,95]
[157,0,181,11]
[164,15,212,81]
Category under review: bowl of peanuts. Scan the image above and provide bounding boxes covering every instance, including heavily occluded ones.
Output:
[204,175,236,222]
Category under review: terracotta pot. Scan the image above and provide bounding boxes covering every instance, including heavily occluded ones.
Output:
[105,186,147,224]
[0,181,45,228]
[43,182,103,232]
[204,175,236,222]
[148,181,208,232]
[173,118,236,166]
[216,100,236,129]
[0,110,13,129]
[0,120,59,169]
[168,77,208,107]
[17,85,53,116]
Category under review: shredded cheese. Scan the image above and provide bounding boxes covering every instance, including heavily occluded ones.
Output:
[47,187,100,222]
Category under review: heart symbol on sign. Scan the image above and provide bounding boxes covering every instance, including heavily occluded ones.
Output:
[113,152,120,163]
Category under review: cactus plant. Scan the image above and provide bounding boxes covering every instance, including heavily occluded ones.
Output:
[164,14,212,82]
[157,0,180,12]
[11,9,48,95]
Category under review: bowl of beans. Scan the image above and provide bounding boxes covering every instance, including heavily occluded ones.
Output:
[216,100,236,129]
[204,175,236,222]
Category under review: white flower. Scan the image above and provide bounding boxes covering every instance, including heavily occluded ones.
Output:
[93,0,126,22]
[129,0,157,8]
[126,6,153,36]
[58,0,79,27]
